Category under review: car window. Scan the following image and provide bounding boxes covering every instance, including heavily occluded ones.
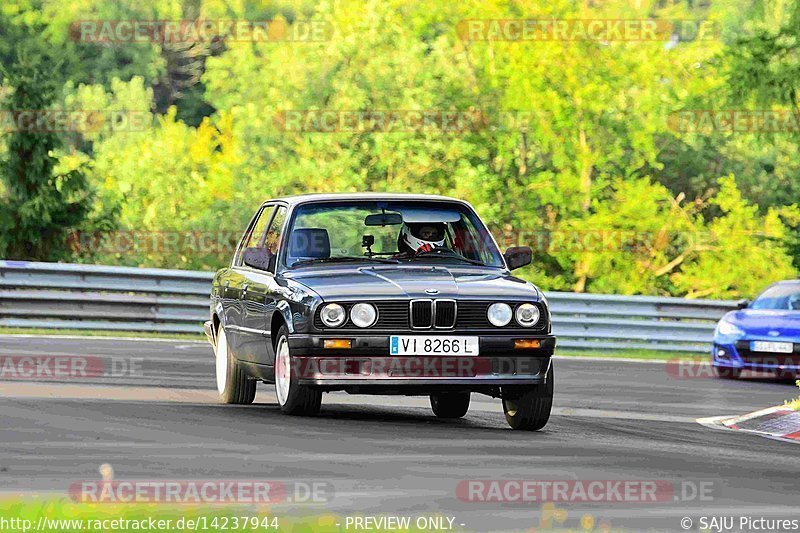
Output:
[246,206,275,248]
[234,205,274,266]
[284,201,505,268]
[751,283,800,310]
[293,207,399,257]
[264,206,288,256]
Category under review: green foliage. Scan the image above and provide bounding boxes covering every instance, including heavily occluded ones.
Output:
[0,0,798,296]
[0,21,96,260]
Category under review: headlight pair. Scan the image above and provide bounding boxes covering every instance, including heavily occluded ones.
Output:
[320,303,377,328]
[487,302,541,328]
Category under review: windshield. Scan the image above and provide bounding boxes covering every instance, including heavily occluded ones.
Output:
[751,283,800,310]
[283,201,505,269]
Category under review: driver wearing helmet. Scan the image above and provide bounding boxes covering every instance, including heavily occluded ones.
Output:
[397,222,448,256]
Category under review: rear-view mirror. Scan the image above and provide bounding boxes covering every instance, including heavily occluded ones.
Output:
[365,213,403,226]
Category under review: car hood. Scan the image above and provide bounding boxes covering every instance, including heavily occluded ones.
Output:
[284,265,541,301]
[724,309,800,336]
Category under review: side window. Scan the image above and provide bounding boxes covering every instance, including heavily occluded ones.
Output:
[234,206,274,266]
[246,206,275,248]
[264,206,288,256]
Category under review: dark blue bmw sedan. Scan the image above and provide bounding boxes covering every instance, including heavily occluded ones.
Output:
[712,280,800,379]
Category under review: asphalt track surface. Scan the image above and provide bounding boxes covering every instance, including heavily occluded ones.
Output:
[1,336,799,532]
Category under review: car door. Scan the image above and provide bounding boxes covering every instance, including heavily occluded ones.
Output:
[254,205,289,367]
[237,205,288,366]
[227,204,274,359]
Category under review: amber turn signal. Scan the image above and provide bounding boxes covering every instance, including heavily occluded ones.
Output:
[514,339,541,349]
[323,339,352,349]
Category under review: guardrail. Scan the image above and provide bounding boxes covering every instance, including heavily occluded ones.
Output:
[0,260,732,352]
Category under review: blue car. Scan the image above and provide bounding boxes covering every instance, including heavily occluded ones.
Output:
[712,280,800,379]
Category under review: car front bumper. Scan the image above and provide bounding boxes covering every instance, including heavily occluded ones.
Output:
[287,333,555,387]
[712,338,800,371]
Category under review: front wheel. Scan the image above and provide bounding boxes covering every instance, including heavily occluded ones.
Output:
[215,325,256,404]
[430,392,470,418]
[274,325,322,416]
[502,362,553,431]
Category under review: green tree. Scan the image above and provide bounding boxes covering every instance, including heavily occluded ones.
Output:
[0,23,95,260]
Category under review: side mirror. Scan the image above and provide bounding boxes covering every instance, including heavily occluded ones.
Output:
[735,299,750,310]
[504,246,532,271]
[242,247,272,271]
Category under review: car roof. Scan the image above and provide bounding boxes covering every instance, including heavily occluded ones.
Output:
[267,192,468,206]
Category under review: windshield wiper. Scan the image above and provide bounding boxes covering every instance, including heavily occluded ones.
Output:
[291,256,399,267]
[406,253,488,267]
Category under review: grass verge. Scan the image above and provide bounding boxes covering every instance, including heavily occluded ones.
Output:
[0,327,205,341]
[0,497,426,532]
[555,349,705,361]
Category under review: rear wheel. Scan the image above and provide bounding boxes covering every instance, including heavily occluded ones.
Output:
[215,325,256,404]
[430,392,470,418]
[502,363,553,431]
[713,366,742,379]
[274,325,322,416]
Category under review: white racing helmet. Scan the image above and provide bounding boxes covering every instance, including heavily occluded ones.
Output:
[399,222,446,254]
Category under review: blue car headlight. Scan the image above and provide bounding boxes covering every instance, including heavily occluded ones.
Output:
[715,319,745,338]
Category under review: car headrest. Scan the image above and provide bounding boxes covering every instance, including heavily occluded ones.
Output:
[289,228,330,259]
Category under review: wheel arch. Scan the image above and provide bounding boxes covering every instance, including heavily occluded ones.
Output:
[271,301,293,347]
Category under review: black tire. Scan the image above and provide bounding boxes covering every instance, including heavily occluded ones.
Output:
[216,324,256,405]
[430,392,470,418]
[713,366,742,379]
[502,362,553,431]
[274,325,322,416]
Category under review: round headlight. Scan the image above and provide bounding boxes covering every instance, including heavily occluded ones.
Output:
[515,303,540,327]
[350,303,377,328]
[320,303,346,327]
[487,303,513,327]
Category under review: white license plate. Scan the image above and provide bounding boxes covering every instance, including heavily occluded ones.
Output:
[390,336,479,356]
[750,341,793,354]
